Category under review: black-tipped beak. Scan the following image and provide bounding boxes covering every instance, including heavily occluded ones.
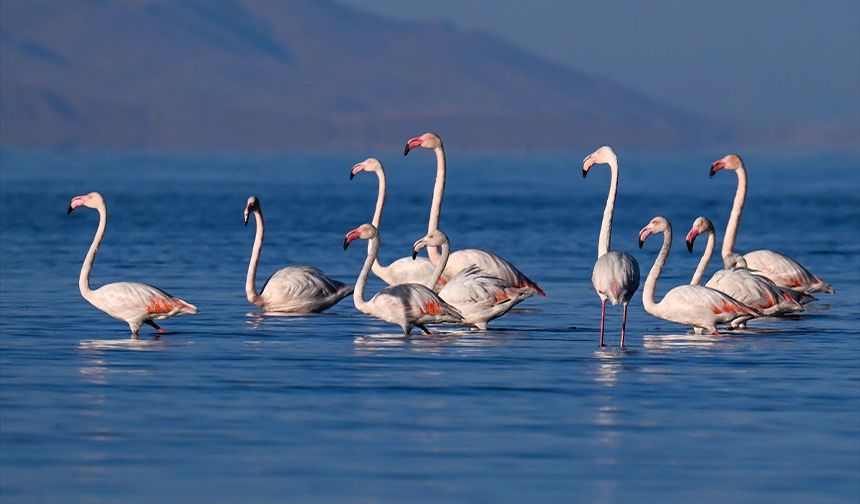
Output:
[638,239,645,249]
[243,210,249,226]
[67,205,73,215]
[686,240,694,253]
[709,167,716,178]
[582,168,588,178]
[343,238,350,250]
[349,171,355,180]
[411,249,418,260]
[404,145,411,156]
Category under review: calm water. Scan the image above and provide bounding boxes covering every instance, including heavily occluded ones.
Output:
[1,148,859,503]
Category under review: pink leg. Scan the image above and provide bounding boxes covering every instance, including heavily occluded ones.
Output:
[599,299,607,347]
[620,302,629,348]
[711,328,721,335]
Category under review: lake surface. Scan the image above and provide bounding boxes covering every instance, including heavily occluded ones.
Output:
[1,147,859,503]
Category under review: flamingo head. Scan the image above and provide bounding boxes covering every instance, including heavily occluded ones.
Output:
[411,229,449,259]
[685,216,713,253]
[581,146,617,178]
[404,132,442,156]
[709,154,744,178]
[639,216,669,249]
[350,158,383,180]
[244,196,260,226]
[343,223,377,250]
[67,192,104,214]
[723,252,747,269]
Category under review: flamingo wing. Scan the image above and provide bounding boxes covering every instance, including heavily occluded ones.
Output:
[372,283,463,325]
[444,249,545,296]
[743,249,833,294]
[260,266,352,311]
[592,251,640,305]
[661,285,759,328]
[378,256,437,285]
[90,282,196,322]
[706,268,802,315]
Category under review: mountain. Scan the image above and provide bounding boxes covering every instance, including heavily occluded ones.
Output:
[0,0,729,151]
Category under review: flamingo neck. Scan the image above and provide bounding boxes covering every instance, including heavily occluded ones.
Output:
[426,146,446,262]
[353,235,378,315]
[691,228,715,285]
[597,158,619,258]
[722,166,747,258]
[369,169,393,280]
[245,209,264,306]
[643,226,672,316]
[424,240,450,289]
[79,204,107,300]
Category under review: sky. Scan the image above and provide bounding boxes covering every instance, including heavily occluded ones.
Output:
[339,0,860,129]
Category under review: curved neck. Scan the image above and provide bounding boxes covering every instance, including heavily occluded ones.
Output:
[423,240,450,289]
[691,228,715,285]
[79,205,107,299]
[246,209,264,306]
[597,158,619,257]
[722,166,747,258]
[353,236,379,314]
[426,146,446,262]
[369,169,391,277]
[643,226,672,315]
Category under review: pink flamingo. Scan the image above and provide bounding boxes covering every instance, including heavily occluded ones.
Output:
[685,216,803,318]
[411,230,533,330]
[582,146,640,347]
[639,216,760,334]
[244,196,352,313]
[710,154,833,295]
[349,158,436,285]
[343,223,463,334]
[67,192,197,338]
[404,132,545,296]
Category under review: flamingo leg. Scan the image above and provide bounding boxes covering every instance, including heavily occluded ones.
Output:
[416,323,432,335]
[144,320,166,334]
[711,328,721,335]
[620,302,628,348]
[599,299,607,347]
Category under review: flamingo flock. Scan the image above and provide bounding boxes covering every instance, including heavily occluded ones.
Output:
[67,133,833,344]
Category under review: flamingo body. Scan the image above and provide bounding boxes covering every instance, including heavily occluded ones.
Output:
[593,251,640,305]
[374,256,436,286]
[438,249,544,296]
[742,250,833,295]
[438,265,533,330]
[256,266,353,313]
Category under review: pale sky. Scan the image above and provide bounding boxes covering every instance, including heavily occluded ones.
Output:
[339,0,860,128]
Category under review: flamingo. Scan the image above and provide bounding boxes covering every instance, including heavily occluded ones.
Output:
[349,158,436,285]
[685,216,804,317]
[582,146,641,347]
[67,192,197,337]
[244,196,352,313]
[343,223,464,334]
[403,132,545,296]
[710,154,834,295]
[411,230,533,329]
[638,216,760,334]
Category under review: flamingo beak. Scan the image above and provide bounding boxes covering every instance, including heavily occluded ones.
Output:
[411,237,427,260]
[709,160,726,178]
[349,163,363,180]
[685,228,699,253]
[404,137,423,156]
[343,228,362,250]
[243,208,250,226]
[638,227,652,249]
[67,196,86,214]
[582,155,595,178]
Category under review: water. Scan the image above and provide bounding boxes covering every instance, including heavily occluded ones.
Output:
[1,147,859,503]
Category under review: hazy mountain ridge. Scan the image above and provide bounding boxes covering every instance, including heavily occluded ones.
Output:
[0,0,787,151]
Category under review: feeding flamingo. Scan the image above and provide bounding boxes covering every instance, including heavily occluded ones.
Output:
[710,154,833,295]
[685,216,803,318]
[639,216,760,334]
[404,132,545,296]
[244,196,352,313]
[349,158,436,285]
[582,146,640,347]
[67,192,197,338]
[343,223,463,334]
[412,230,533,329]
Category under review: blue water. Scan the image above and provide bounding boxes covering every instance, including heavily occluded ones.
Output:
[1,148,859,503]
